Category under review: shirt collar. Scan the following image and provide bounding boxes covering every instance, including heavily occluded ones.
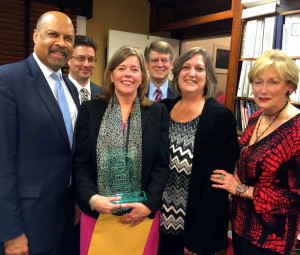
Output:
[68,74,91,95]
[33,52,62,79]
[149,80,169,100]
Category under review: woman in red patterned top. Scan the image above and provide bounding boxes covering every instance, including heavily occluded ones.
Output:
[211,49,300,255]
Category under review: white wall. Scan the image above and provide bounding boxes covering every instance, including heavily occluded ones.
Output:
[76,16,86,35]
[108,29,180,62]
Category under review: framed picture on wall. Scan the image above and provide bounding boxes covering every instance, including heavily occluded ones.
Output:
[213,44,230,74]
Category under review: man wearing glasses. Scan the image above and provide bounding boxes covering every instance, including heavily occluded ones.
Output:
[144,40,177,102]
[68,35,103,104]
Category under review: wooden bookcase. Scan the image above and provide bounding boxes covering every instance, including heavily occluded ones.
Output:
[148,0,244,112]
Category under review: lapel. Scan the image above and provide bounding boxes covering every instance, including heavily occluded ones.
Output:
[141,104,151,132]
[167,80,177,98]
[90,83,97,100]
[63,75,80,109]
[26,55,75,147]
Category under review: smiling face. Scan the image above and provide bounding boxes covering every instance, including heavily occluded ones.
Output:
[33,12,74,72]
[178,54,207,96]
[68,45,96,86]
[110,55,142,99]
[252,66,293,113]
[146,50,173,86]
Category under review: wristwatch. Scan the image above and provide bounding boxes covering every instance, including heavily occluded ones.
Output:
[236,184,247,196]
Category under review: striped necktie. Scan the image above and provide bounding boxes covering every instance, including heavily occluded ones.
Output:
[155,87,162,102]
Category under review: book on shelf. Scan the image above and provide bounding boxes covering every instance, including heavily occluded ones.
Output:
[240,22,247,59]
[290,59,300,102]
[240,100,246,131]
[275,15,285,49]
[242,2,293,19]
[242,61,253,97]
[242,19,258,58]
[237,61,247,97]
[262,16,277,53]
[235,99,243,132]
[235,99,259,133]
[282,23,288,52]
[254,19,264,58]
[283,14,300,57]
[241,16,280,59]
[241,0,288,8]
[236,61,253,98]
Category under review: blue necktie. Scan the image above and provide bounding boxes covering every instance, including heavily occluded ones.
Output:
[51,72,73,146]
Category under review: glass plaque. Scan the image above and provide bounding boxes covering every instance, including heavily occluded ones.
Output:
[98,148,147,215]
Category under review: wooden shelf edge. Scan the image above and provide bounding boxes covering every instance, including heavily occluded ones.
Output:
[236,97,300,106]
[153,10,233,31]
[240,56,300,60]
[280,9,300,16]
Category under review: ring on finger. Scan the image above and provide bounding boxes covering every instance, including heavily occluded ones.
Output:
[219,174,224,181]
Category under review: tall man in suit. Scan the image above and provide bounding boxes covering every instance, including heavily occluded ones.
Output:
[144,40,177,102]
[0,11,80,255]
[67,35,103,104]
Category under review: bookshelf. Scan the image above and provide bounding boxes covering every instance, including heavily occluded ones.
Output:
[148,0,243,112]
[148,0,300,114]
[235,8,300,132]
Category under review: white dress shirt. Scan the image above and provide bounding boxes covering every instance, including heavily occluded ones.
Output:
[33,53,78,130]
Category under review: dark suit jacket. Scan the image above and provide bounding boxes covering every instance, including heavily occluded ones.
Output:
[64,76,103,101]
[0,55,80,253]
[162,97,239,254]
[73,99,170,219]
[90,82,103,99]
[166,86,177,98]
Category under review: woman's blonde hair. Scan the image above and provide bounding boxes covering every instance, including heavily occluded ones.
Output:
[103,46,151,106]
[248,49,299,93]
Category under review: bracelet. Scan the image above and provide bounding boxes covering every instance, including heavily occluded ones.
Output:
[90,194,99,211]
[245,186,249,199]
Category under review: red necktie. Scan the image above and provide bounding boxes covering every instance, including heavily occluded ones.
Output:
[155,88,162,102]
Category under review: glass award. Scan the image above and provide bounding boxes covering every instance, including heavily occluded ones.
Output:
[98,148,147,215]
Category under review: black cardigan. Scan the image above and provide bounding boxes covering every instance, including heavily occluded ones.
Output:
[162,97,239,254]
[73,99,170,219]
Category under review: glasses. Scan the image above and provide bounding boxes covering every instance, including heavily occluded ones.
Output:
[72,56,97,63]
[148,58,170,64]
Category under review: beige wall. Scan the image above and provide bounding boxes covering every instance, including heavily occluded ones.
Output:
[86,0,150,86]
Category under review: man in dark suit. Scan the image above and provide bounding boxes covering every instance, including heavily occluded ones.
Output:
[144,40,177,101]
[67,35,103,104]
[0,11,80,255]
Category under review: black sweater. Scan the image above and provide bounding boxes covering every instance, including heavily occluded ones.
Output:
[162,97,239,254]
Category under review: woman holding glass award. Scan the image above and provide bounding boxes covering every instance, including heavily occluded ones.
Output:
[73,46,170,255]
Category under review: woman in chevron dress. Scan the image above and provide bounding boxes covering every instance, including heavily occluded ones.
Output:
[158,47,239,255]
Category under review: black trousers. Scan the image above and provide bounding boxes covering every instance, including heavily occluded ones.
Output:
[232,231,289,255]
[158,231,215,255]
